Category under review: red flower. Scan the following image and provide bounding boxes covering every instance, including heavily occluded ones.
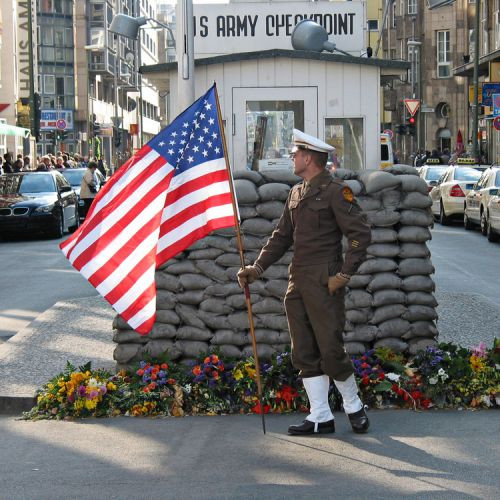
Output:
[251,401,270,414]
[361,356,367,361]
[217,363,225,372]
[161,363,169,370]
[421,399,432,409]
[391,384,399,392]
[361,362,370,369]
[143,387,150,393]
[192,365,202,376]
[136,369,144,376]
[411,391,422,400]
[167,378,176,385]
[212,370,219,380]
[151,374,157,381]
[397,388,404,396]
[378,373,385,381]
[210,354,219,363]
[403,393,409,401]
[361,376,370,386]
[204,356,211,364]
[148,382,156,390]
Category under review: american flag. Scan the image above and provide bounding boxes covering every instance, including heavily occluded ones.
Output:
[60,85,236,334]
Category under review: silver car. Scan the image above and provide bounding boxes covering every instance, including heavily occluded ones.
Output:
[464,167,500,235]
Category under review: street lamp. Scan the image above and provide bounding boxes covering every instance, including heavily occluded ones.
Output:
[109,14,177,148]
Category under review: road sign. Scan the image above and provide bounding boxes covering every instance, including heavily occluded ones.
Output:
[493,116,500,131]
[383,129,394,140]
[56,119,67,130]
[493,94,500,117]
[404,99,420,117]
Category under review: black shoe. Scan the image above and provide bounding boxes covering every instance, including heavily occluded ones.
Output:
[348,407,369,434]
[288,419,335,435]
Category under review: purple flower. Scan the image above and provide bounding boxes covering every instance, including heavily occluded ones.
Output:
[89,390,99,399]
[78,385,86,397]
[139,361,147,368]
[99,385,107,395]
[158,370,166,378]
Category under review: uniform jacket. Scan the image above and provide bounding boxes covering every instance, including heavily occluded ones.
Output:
[254,169,371,276]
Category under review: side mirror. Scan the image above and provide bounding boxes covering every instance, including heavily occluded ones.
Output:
[429,180,438,187]
[60,185,72,193]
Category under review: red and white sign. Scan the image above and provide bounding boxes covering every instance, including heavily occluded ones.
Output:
[493,116,500,131]
[56,119,67,130]
[383,129,394,140]
[404,99,421,117]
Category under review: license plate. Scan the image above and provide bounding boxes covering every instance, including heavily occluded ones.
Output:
[465,184,474,190]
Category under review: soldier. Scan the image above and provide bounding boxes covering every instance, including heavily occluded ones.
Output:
[238,129,371,436]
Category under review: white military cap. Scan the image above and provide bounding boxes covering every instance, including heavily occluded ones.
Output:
[292,129,335,153]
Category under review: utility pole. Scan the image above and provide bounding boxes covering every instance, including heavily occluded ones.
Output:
[472,0,481,161]
[176,0,195,114]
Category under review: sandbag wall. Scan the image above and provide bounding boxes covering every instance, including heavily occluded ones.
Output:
[113,165,438,371]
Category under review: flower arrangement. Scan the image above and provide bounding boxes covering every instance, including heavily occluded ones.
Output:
[24,340,500,420]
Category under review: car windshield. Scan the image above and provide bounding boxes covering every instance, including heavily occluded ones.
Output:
[496,171,500,187]
[454,168,481,181]
[60,169,85,186]
[425,167,447,181]
[0,174,55,194]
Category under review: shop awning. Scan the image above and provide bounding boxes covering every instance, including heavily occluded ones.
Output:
[0,123,31,138]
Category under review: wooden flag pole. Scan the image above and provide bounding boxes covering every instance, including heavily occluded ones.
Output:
[213,84,266,434]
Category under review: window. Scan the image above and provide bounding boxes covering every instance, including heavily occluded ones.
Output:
[481,1,488,55]
[54,28,64,46]
[408,0,417,15]
[41,27,54,45]
[408,44,419,85]
[56,77,65,95]
[324,118,364,170]
[40,0,53,12]
[495,1,500,50]
[437,30,451,78]
[469,29,476,61]
[367,20,378,31]
[44,75,55,94]
[54,0,63,14]
[392,3,396,27]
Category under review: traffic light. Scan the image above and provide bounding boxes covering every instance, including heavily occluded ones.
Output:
[407,116,416,136]
[94,122,101,136]
[396,124,407,135]
[114,128,121,148]
[33,92,42,141]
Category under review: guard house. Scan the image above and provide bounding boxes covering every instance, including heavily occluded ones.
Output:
[141,2,409,172]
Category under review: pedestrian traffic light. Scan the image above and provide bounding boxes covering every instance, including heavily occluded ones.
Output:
[407,116,416,136]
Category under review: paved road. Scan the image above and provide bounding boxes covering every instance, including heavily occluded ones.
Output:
[0,233,96,340]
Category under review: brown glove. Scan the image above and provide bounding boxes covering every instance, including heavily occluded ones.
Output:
[237,266,261,288]
[327,273,350,295]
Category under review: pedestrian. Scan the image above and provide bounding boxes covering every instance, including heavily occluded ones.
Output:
[13,159,23,172]
[3,153,13,173]
[23,156,31,171]
[237,129,371,436]
[79,161,99,220]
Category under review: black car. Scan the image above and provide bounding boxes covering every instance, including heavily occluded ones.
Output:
[0,171,79,238]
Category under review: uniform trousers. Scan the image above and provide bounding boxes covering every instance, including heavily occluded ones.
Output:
[284,261,354,382]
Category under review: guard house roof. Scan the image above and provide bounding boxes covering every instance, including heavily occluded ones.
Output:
[140,48,411,93]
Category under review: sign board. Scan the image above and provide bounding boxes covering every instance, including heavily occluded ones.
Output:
[469,83,483,104]
[383,129,394,140]
[493,94,500,117]
[494,116,500,132]
[129,124,139,135]
[404,99,420,116]
[40,110,74,130]
[421,107,435,113]
[193,1,365,56]
[427,0,455,9]
[482,83,500,107]
[16,0,38,99]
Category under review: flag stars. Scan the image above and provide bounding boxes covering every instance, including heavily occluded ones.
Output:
[198,135,205,143]
[203,127,209,134]
[208,118,215,125]
[207,141,213,148]
[212,132,218,139]
[183,122,189,128]
[168,149,174,155]
[181,131,187,136]
[180,139,186,145]
[194,122,200,129]
[202,150,208,157]
[200,113,205,120]
[187,156,194,163]
[214,147,220,154]
[169,140,176,145]
[192,145,199,152]
[205,103,212,110]
[171,132,177,137]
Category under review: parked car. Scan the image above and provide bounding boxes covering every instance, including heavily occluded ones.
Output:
[0,171,78,238]
[430,166,481,225]
[485,187,500,242]
[464,167,500,237]
[453,157,490,172]
[418,165,448,192]
[57,168,105,218]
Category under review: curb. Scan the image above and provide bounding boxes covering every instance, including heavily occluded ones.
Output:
[0,395,36,415]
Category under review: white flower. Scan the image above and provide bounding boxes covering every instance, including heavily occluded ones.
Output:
[386,373,400,382]
[440,373,449,381]
[429,377,438,385]
[183,384,192,394]
[437,368,446,376]
[89,377,99,387]
[481,395,492,407]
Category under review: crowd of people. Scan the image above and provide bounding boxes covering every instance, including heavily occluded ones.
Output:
[0,151,109,178]
[409,146,489,168]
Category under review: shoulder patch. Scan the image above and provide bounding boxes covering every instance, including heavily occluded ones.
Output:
[342,186,354,202]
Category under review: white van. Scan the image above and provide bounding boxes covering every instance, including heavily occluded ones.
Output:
[380,133,394,169]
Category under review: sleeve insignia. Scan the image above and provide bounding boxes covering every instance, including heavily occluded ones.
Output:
[342,186,354,202]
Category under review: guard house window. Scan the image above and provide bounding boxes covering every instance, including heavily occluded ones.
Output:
[367,20,378,31]
[324,118,364,171]
[245,101,304,171]
[437,30,450,78]
[408,0,417,15]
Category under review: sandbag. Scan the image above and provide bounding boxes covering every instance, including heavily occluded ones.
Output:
[366,209,401,227]
[197,311,229,330]
[176,291,205,305]
[156,290,177,309]
[235,179,259,204]
[385,164,419,176]
[402,305,438,322]
[370,304,407,325]
[113,343,142,364]
[156,309,181,325]
[344,179,363,195]
[344,325,378,342]
[233,170,263,184]
[252,298,284,314]
[228,312,263,330]
[260,169,301,185]
[357,258,398,274]
[345,290,373,309]
[398,174,429,194]
[204,283,242,297]
[256,201,285,220]
[113,330,148,344]
[408,337,438,355]
[367,273,402,292]
[176,340,209,358]
[265,279,289,298]
[357,170,401,194]
[372,290,406,307]
[331,168,357,180]
[230,234,265,251]
[356,196,382,212]
[113,315,133,330]
[399,192,433,209]
[200,298,233,314]
[210,330,247,346]
[242,344,276,360]
[405,321,438,338]
[165,260,198,275]
[155,272,182,292]
[261,265,289,280]
[370,228,398,243]
[346,274,372,289]
[399,243,431,259]
[402,276,435,292]
[381,190,401,210]
[175,304,205,329]
[226,293,261,309]
[276,252,293,266]
[239,206,258,219]
[217,344,243,358]
[187,248,225,260]
[366,243,400,258]
[212,226,236,237]
[399,209,434,227]
[176,326,213,341]
[242,217,275,236]
[215,253,250,268]
[344,342,368,355]
[346,308,372,324]
[398,258,435,276]
[194,260,228,282]
[374,338,408,353]
[406,292,438,307]
[149,323,177,339]
[204,235,237,252]
[257,183,290,202]
[398,226,432,243]
[254,329,281,344]
[257,314,288,330]
[377,318,411,338]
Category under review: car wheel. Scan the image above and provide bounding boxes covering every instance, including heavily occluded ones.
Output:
[439,200,451,226]
[49,210,64,239]
[463,210,473,230]
[69,206,79,232]
[486,216,498,242]
[480,211,488,236]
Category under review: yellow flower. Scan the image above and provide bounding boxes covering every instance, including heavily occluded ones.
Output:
[107,382,117,391]
[74,400,84,410]
[233,369,243,381]
[84,398,97,410]
[47,383,54,390]
[245,367,256,379]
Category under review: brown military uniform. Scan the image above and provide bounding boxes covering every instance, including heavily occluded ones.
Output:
[254,169,371,381]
